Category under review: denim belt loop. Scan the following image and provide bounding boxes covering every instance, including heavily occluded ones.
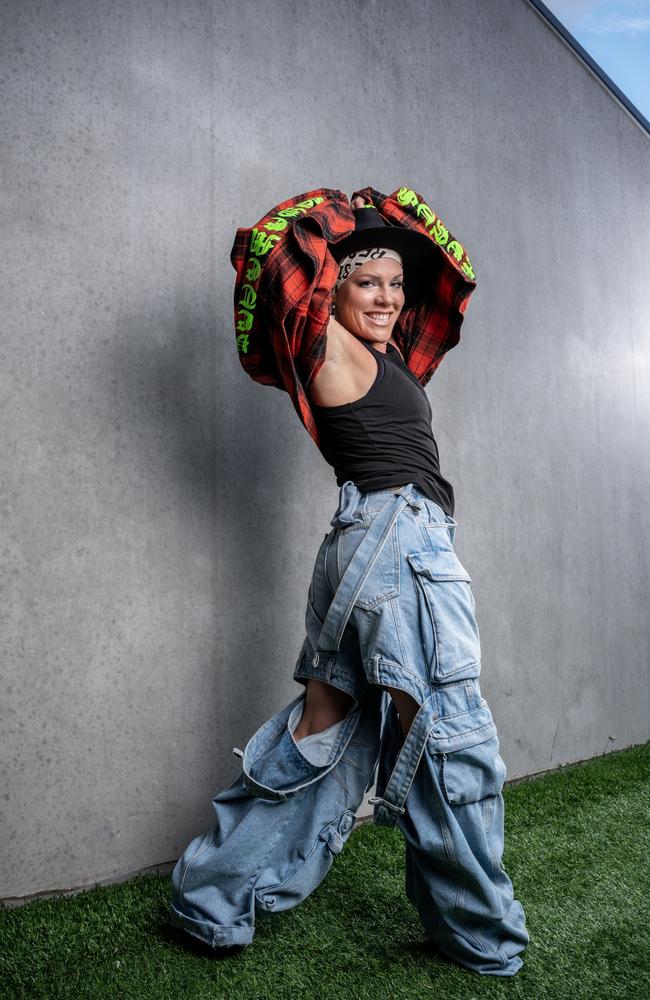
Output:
[395,486,424,512]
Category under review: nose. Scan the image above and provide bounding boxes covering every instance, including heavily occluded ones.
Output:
[374,286,397,307]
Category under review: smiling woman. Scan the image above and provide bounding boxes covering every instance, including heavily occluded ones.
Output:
[307,199,456,518]
[170,186,530,978]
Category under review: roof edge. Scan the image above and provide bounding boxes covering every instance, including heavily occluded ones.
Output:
[525,0,650,138]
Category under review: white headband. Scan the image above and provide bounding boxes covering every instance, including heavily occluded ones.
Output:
[334,247,404,294]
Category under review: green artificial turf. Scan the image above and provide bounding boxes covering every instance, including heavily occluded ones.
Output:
[1,742,648,1000]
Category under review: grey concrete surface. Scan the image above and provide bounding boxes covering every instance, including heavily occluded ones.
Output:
[1,0,648,901]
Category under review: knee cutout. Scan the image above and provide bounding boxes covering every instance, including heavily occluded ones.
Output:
[383,685,421,738]
[288,702,348,766]
[293,679,357,740]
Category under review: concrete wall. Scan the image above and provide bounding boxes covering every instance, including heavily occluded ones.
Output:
[1,0,648,901]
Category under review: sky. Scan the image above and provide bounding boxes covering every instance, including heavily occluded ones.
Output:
[542,0,650,122]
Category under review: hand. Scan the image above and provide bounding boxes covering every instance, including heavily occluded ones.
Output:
[351,194,366,210]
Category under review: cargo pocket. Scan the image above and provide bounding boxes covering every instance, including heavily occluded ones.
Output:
[254,809,356,913]
[440,735,507,805]
[407,549,481,683]
[426,700,505,805]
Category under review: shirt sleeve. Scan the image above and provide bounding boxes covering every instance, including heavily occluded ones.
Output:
[229,185,476,449]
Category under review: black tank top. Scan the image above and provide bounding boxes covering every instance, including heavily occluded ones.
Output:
[311,338,455,516]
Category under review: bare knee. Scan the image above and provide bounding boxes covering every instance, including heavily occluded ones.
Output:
[384,685,420,739]
[293,678,356,739]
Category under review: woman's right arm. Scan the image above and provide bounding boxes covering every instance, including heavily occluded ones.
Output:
[309,317,357,406]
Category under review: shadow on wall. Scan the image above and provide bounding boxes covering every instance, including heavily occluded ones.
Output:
[109,280,318,823]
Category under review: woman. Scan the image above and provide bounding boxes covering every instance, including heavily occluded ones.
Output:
[169,194,530,977]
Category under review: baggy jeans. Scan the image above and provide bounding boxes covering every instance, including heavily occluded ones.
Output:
[169,481,530,976]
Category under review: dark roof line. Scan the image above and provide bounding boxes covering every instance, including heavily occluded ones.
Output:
[526,0,650,137]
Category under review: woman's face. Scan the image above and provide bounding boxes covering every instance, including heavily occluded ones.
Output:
[333,257,405,345]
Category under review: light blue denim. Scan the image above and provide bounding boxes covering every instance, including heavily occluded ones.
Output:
[170,481,529,976]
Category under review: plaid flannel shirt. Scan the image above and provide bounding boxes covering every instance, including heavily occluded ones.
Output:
[230,185,477,451]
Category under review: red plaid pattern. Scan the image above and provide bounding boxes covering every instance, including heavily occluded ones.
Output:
[230,185,476,450]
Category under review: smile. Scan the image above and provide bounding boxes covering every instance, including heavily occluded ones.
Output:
[366,313,392,322]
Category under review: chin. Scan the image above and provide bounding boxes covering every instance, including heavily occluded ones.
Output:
[355,330,388,343]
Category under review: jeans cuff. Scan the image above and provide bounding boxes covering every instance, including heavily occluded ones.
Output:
[169,902,254,947]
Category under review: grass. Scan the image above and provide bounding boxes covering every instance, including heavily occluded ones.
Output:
[1,742,648,1000]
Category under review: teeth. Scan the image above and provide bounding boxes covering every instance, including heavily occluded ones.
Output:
[367,314,390,320]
